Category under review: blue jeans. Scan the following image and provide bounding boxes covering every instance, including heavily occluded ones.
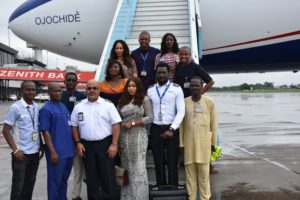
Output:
[11,153,39,200]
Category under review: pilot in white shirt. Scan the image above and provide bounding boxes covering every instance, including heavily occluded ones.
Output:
[71,80,121,200]
[147,62,185,186]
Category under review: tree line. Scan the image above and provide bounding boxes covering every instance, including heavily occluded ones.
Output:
[210,82,300,91]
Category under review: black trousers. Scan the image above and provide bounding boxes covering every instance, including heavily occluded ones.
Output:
[82,136,116,200]
[150,124,179,186]
[11,152,39,200]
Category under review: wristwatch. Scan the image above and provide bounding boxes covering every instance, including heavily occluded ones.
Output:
[111,143,118,147]
[75,140,82,145]
[169,127,175,132]
[131,120,136,127]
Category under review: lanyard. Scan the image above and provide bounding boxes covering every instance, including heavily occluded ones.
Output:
[140,51,149,68]
[26,106,35,128]
[156,83,171,104]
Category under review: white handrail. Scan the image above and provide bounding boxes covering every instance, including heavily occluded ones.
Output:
[194,0,203,59]
[94,0,124,81]
[188,0,199,64]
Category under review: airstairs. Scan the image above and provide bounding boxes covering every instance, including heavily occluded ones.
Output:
[94,0,203,184]
[126,0,190,50]
[95,0,202,81]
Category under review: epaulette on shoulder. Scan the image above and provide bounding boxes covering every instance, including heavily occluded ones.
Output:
[104,99,112,103]
[172,83,180,87]
[148,84,155,88]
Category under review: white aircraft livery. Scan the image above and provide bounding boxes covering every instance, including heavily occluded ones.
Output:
[8,0,300,75]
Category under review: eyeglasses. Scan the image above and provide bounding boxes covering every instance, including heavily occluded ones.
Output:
[86,87,98,91]
[66,79,77,83]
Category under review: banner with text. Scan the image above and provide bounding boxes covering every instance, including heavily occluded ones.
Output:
[0,68,95,82]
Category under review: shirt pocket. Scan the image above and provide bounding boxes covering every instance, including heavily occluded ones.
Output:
[19,113,31,127]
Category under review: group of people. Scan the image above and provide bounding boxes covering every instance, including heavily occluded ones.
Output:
[2,31,218,200]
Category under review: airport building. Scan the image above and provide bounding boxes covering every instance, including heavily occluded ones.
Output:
[0,43,18,100]
[1,43,95,101]
[0,43,47,100]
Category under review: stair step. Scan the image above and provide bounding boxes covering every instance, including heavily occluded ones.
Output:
[126,36,190,45]
[134,14,188,21]
[125,0,190,54]
[132,24,189,31]
[128,43,191,52]
[139,0,186,2]
[130,30,189,37]
[135,9,188,16]
[133,19,188,26]
[137,6,187,12]
[137,1,188,8]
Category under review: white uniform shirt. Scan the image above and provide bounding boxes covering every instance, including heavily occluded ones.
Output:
[71,97,122,141]
[147,81,185,130]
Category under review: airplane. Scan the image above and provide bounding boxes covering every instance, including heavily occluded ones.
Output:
[8,0,300,80]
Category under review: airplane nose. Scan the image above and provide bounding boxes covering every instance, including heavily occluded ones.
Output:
[9,0,51,23]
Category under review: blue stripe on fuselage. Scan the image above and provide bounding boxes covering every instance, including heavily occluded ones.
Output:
[200,39,300,73]
[9,0,51,23]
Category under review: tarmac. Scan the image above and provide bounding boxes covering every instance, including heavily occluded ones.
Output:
[0,92,300,200]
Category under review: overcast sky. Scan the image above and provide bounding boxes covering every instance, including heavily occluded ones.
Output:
[1,0,299,87]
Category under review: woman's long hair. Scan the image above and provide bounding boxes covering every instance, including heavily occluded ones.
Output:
[109,40,133,69]
[118,78,145,109]
[105,60,125,81]
[160,33,179,56]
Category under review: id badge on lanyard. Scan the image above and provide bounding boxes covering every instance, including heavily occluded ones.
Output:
[158,111,163,121]
[140,52,149,76]
[156,83,171,121]
[184,82,190,88]
[32,132,38,141]
[26,106,38,141]
[195,103,203,113]
[69,96,76,102]
[183,77,190,88]
[141,70,147,76]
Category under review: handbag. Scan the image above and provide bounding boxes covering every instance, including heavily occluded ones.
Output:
[115,165,129,186]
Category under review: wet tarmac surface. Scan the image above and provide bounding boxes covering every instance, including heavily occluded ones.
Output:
[209,92,300,200]
[1,92,300,199]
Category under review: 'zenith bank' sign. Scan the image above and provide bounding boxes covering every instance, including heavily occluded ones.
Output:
[0,68,95,82]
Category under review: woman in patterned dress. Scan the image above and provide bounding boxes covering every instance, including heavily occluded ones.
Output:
[117,78,153,200]
[155,33,180,82]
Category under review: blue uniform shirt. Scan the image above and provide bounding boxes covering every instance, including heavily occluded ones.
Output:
[39,101,75,159]
[61,90,86,113]
[4,98,40,154]
[131,46,160,90]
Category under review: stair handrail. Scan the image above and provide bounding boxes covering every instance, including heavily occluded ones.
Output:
[194,0,203,59]
[123,0,138,38]
[95,0,137,81]
[188,0,200,64]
